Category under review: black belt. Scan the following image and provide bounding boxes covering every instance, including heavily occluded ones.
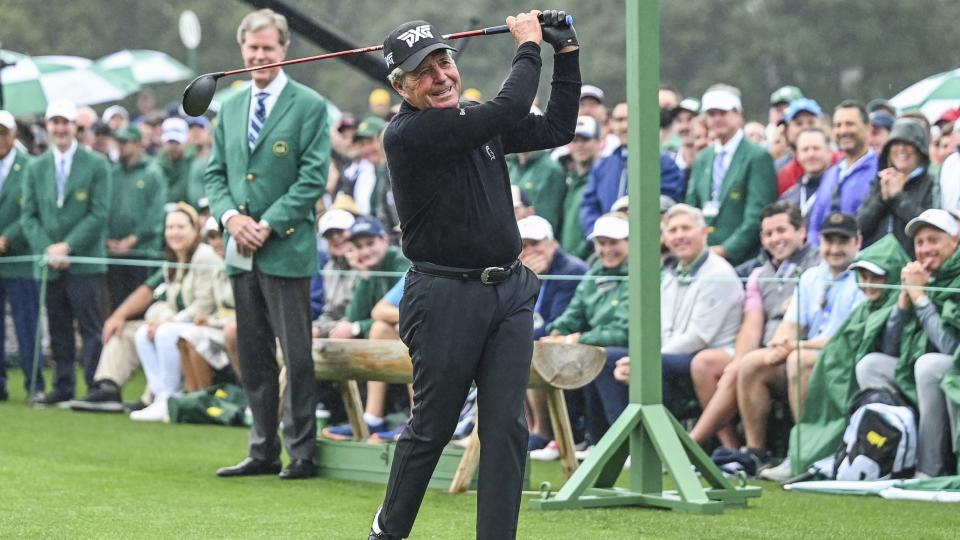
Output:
[411,260,522,285]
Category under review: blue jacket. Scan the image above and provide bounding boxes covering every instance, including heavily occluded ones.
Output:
[580,146,683,236]
[807,151,878,245]
[310,247,327,319]
[533,249,589,339]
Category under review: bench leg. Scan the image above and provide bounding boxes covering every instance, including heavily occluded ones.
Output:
[546,387,578,479]
[450,416,480,493]
[341,380,368,441]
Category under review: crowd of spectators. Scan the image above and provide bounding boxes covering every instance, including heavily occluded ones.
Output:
[2,76,960,483]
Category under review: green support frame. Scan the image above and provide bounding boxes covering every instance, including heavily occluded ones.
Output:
[530,0,760,513]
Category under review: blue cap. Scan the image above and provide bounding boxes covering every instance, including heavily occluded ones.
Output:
[187,116,211,130]
[785,98,822,122]
[350,216,385,239]
[869,111,895,131]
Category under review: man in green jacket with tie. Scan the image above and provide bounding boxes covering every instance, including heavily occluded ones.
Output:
[206,9,330,480]
[20,100,111,406]
[686,85,777,265]
[0,111,44,402]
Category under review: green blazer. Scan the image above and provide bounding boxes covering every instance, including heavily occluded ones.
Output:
[0,149,34,278]
[108,157,167,259]
[205,77,331,278]
[508,150,567,233]
[685,135,776,265]
[20,146,112,276]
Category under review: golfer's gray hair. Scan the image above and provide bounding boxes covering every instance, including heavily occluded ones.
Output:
[237,9,291,47]
[664,203,706,229]
[386,50,455,89]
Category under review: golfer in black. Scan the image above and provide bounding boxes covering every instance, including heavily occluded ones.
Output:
[369,10,580,540]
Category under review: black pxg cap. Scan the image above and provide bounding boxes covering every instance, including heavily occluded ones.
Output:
[820,212,859,238]
[383,20,457,72]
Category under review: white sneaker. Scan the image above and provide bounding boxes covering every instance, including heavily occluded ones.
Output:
[130,398,168,422]
[758,458,793,482]
[530,440,560,461]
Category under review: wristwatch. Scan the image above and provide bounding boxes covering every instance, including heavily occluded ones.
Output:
[914,295,931,309]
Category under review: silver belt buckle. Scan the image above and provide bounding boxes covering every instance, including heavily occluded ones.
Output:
[480,266,503,284]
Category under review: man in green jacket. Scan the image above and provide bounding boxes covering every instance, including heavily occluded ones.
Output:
[558,116,602,260]
[20,100,111,406]
[105,125,167,309]
[155,117,194,204]
[686,85,777,265]
[0,111,44,401]
[207,9,330,480]
[508,148,567,234]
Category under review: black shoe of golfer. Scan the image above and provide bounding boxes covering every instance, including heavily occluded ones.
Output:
[278,459,317,480]
[216,457,282,477]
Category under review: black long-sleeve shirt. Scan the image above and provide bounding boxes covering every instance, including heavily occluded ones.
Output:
[384,43,580,268]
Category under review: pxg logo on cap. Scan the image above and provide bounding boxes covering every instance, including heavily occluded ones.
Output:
[383,20,456,72]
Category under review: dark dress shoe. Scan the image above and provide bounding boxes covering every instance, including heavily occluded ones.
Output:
[216,457,282,477]
[278,459,317,480]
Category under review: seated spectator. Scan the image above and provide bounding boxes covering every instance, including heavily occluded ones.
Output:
[856,209,960,477]
[685,86,777,265]
[312,209,357,338]
[518,215,588,450]
[778,128,835,218]
[543,214,629,443]
[688,202,818,448]
[714,212,864,476]
[783,235,908,480]
[776,98,823,195]
[858,119,934,255]
[130,203,227,422]
[657,204,743,418]
[807,101,878,245]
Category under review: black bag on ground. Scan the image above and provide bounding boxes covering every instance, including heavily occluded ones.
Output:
[833,388,917,480]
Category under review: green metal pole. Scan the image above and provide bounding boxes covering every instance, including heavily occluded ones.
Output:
[627,0,663,495]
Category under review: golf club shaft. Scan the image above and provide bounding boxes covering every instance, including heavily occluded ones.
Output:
[220,16,571,78]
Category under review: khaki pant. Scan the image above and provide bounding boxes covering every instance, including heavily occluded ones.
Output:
[93,320,152,404]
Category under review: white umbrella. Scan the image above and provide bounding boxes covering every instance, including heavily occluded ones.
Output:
[0,51,140,116]
[94,49,193,86]
[890,67,960,122]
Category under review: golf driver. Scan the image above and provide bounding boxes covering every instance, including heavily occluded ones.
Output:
[181,14,573,116]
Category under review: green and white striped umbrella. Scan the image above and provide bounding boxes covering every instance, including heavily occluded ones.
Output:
[94,49,193,86]
[0,51,140,116]
[890,67,960,122]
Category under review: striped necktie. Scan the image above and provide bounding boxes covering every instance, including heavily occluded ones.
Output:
[711,149,727,200]
[248,91,269,151]
[56,157,69,207]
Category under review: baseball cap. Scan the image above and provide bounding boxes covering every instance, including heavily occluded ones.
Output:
[588,215,629,240]
[115,124,142,143]
[369,88,391,107]
[785,98,822,122]
[937,108,960,125]
[383,20,456,72]
[848,259,887,277]
[610,195,629,213]
[0,110,16,130]
[187,116,211,130]
[337,114,359,133]
[45,100,77,122]
[869,111,895,131]
[354,116,387,140]
[574,116,600,139]
[101,105,129,123]
[517,215,554,241]
[819,212,859,238]
[701,89,741,112]
[769,85,804,105]
[867,98,897,116]
[161,117,188,144]
[318,209,356,236]
[350,216,386,239]
[677,98,700,114]
[905,208,959,238]
[580,84,605,103]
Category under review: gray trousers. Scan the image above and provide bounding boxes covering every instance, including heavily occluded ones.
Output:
[231,268,316,462]
[857,352,958,476]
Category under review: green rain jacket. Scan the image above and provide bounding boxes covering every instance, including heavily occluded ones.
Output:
[344,246,408,338]
[546,261,628,347]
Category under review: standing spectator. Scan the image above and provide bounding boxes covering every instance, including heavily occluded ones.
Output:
[0,111,43,401]
[867,111,895,156]
[558,116,602,260]
[857,119,934,255]
[102,105,129,133]
[937,124,960,214]
[581,101,684,237]
[856,209,960,478]
[207,8,330,480]
[341,116,386,216]
[767,85,804,151]
[776,98,823,195]
[779,127,835,218]
[685,85,777,265]
[508,144,567,234]
[717,212,863,475]
[744,121,766,145]
[807,100,878,245]
[688,202,819,449]
[20,100,111,406]
[368,88,392,120]
[658,204,744,418]
[105,125,167,309]
[75,106,98,149]
[155,117,194,204]
[672,99,701,171]
[577,85,619,157]
[185,116,213,208]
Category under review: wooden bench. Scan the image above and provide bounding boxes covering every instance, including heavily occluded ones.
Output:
[311,339,605,491]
